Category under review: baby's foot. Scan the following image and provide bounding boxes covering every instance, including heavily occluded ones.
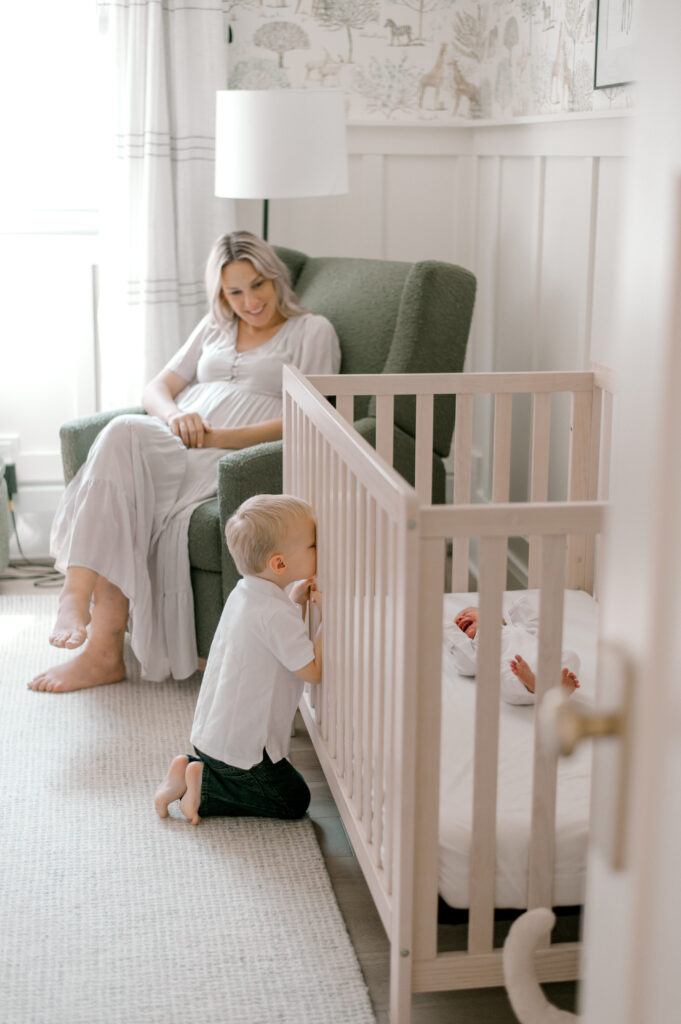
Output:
[49,592,91,649]
[154,755,189,818]
[28,646,126,693]
[179,761,203,826]
[510,654,536,693]
[561,668,580,695]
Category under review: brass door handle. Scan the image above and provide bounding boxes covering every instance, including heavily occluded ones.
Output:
[541,693,625,757]
[539,641,634,870]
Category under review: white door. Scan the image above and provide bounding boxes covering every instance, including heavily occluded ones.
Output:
[579,4,681,1022]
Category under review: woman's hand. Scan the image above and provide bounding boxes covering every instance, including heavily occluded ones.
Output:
[166,411,211,449]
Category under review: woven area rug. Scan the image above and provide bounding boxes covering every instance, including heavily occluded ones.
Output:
[0,593,375,1024]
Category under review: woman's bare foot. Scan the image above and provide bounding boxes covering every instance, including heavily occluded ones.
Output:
[28,645,126,693]
[155,756,189,817]
[49,592,91,649]
[179,761,203,826]
[561,667,580,695]
[510,654,536,693]
[49,567,100,649]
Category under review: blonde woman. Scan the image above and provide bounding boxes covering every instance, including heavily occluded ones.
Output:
[31,232,340,693]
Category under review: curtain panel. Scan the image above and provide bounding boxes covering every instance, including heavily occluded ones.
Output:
[97,0,235,409]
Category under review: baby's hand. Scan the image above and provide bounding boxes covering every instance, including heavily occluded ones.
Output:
[310,581,322,609]
[290,577,316,608]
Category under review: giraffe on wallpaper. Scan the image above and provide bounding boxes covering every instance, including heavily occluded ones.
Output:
[418,43,447,109]
[450,58,480,116]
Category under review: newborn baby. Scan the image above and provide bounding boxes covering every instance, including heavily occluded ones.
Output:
[445,594,580,705]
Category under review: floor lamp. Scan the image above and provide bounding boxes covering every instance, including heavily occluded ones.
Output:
[214,90,348,242]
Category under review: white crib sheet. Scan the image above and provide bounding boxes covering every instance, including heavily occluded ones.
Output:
[438,588,598,909]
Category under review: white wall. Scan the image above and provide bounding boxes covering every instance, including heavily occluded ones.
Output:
[1,113,629,558]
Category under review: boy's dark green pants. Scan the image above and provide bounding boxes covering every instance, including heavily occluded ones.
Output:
[188,747,310,819]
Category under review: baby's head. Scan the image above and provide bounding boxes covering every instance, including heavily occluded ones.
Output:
[455,606,479,638]
[225,494,316,584]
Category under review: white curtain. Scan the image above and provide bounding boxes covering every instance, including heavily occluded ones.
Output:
[96,0,235,410]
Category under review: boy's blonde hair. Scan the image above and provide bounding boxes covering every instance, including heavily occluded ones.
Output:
[225,494,314,576]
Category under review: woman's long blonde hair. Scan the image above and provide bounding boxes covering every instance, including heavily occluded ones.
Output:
[205,231,304,330]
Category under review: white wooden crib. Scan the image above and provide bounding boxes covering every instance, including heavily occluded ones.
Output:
[282,364,614,1024]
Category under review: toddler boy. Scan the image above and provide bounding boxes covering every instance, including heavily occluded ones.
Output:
[155,494,321,825]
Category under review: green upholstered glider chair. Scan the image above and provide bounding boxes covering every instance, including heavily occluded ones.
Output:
[59,247,476,660]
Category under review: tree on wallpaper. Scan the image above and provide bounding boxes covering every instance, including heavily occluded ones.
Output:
[452,3,489,64]
[253,21,310,67]
[394,0,457,42]
[354,54,420,115]
[315,0,380,62]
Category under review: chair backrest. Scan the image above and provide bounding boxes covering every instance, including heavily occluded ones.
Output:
[274,246,476,457]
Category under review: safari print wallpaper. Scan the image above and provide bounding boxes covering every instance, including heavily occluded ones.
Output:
[227,0,632,122]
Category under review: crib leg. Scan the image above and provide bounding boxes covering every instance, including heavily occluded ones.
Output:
[389,945,412,1024]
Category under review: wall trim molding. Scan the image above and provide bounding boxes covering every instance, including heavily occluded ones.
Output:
[348,115,631,157]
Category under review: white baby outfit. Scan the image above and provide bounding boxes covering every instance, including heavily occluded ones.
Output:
[50,312,340,681]
[444,593,580,704]
[190,575,314,769]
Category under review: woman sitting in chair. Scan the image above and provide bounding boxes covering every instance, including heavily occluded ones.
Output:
[29,231,340,693]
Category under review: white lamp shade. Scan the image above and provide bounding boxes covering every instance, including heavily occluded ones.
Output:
[214,89,348,200]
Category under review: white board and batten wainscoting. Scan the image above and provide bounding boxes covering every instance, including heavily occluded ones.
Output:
[1,113,629,559]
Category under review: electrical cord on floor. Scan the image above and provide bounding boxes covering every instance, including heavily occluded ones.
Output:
[0,486,64,589]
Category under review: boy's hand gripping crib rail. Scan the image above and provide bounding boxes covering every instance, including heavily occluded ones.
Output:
[282,365,613,1024]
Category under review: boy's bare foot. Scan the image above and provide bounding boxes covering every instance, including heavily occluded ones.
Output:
[49,592,91,649]
[510,654,536,693]
[28,646,126,693]
[155,756,189,817]
[179,761,203,826]
[561,667,580,695]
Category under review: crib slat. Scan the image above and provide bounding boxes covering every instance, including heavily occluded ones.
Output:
[329,449,341,760]
[362,493,376,840]
[527,535,566,918]
[492,394,512,502]
[528,392,551,588]
[344,473,357,797]
[376,393,395,467]
[567,391,592,588]
[337,393,354,424]
[594,387,613,601]
[353,483,367,813]
[383,516,397,892]
[584,385,603,594]
[468,536,507,954]
[414,394,434,505]
[373,508,387,870]
[412,536,445,962]
[452,394,474,591]
[317,434,330,733]
[599,389,613,501]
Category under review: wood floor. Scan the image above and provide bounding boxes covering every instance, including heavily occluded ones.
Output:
[2,574,579,1024]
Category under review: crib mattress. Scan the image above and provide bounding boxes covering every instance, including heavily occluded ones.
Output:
[438,588,598,909]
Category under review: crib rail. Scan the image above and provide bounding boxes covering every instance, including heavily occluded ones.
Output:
[308,367,614,596]
[283,365,611,1023]
[283,368,421,982]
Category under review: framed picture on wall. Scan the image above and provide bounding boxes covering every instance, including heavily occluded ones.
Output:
[594,0,635,88]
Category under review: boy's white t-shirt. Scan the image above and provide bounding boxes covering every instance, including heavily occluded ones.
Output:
[190,575,315,768]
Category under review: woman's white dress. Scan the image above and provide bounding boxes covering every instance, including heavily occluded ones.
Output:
[51,312,341,681]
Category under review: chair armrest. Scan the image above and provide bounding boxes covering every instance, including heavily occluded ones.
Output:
[217,441,284,600]
[59,407,145,483]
